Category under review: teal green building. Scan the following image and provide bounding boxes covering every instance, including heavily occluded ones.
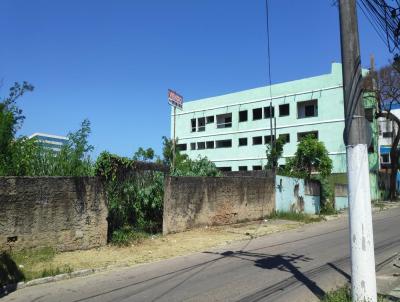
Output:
[172,63,377,179]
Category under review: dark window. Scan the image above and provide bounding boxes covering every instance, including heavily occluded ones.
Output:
[216,139,232,148]
[253,136,263,145]
[252,165,262,171]
[305,105,315,117]
[253,108,262,120]
[197,142,205,150]
[216,113,232,128]
[206,141,214,149]
[297,99,318,118]
[190,143,196,150]
[297,131,318,141]
[191,119,196,132]
[264,106,275,118]
[238,166,248,171]
[365,108,374,122]
[238,137,248,146]
[264,135,276,144]
[239,110,248,122]
[177,144,187,151]
[206,116,214,124]
[218,167,232,172]
[383,132,392,138]
[279,133,290,143]
[198,117,205,132]
[279,104,290,116]
[381,154,390,163]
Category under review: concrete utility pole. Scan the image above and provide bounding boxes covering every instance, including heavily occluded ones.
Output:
[339,1,377,301]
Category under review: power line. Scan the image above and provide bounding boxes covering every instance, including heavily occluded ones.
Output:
[265,0,273,94]
[357,1,388,46]
[358,0,400,53]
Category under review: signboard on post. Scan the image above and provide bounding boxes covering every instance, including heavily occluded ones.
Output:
[168,89,183,109]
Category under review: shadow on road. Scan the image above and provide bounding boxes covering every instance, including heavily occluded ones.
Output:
[210,250,326,301]
[0,252,25,298]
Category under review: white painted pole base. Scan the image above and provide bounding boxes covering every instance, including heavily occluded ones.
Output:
[346,144,377,302]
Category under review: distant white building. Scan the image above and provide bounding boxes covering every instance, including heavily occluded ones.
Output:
[29,133,68,152]
[378,102,400,169]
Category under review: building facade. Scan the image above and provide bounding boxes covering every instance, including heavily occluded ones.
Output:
[172,63,377,175]
[377,102,400,169]
[29,133,68,152]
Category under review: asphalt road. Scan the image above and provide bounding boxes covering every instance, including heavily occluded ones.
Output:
[3,208,400,302]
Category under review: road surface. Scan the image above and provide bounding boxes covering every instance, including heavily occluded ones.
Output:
[3,207,400,302]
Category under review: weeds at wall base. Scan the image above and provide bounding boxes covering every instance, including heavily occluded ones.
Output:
[267,210,325,223]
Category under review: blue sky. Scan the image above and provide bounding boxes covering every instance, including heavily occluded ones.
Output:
[0,0,392,158]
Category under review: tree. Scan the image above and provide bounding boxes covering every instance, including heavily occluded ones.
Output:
[285,135,332,179]
[161,136,220,176]
[133,147,155,162]
[53,119,94,176]
[364,64,400,200]
[265,136,287,170]
[161,136,188,170]
[0,82,34,175]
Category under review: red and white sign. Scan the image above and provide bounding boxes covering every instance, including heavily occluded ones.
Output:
[168,89,183,109]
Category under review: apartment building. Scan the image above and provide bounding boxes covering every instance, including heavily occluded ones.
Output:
[171,63,376,174]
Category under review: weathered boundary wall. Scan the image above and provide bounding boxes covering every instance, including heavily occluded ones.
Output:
[275,175,321,214]
[334,183,349,211]
[163,175,275,234]
[0,177,108,252]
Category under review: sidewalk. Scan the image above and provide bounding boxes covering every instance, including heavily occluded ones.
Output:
[377,253,400,300]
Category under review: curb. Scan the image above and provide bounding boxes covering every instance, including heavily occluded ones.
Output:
[0,264,126,296]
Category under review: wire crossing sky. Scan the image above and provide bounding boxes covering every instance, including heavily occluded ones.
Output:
[0,0,392,158]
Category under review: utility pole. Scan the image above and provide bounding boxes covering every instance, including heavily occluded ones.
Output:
[172,106,176,172]
[339,1,377,301]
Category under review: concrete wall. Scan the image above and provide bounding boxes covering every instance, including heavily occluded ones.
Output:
[334,183,349,211]
[0,177,108,252]
[163,175,275,234]
[275,176,320,214]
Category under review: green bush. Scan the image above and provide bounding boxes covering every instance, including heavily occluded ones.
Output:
[95,152,165,236]
[315,176,337,215]
[96,142,221,240]
[110,227,149,246]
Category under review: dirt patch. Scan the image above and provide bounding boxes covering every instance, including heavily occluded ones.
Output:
[18,219,301,280]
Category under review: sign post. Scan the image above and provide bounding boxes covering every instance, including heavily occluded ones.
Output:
[168,89,183,172]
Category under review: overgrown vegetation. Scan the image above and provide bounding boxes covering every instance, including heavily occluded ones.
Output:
[95,151,165,237]
[265,135,287,170]
[0,82,94,176]
[110,227,150,246]
[267,210,324,223]
[96,137,221,245]
[282,135,333,179]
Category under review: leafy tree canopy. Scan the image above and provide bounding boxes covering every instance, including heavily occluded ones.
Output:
[284,135,332,179]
